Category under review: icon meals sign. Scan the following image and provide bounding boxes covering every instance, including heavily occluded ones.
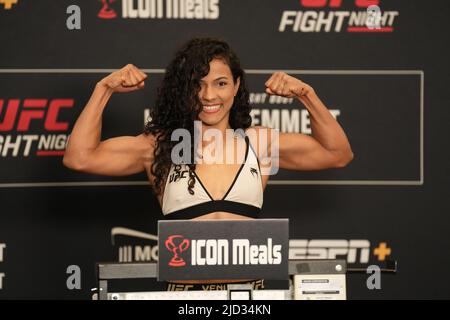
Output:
[158,219,289,281]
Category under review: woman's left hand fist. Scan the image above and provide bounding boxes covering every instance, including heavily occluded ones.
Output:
[265,72,313,98]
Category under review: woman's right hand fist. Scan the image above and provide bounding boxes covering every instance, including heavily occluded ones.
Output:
[98,64,148,93]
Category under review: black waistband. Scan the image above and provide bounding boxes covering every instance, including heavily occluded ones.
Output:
[163,200,261,220]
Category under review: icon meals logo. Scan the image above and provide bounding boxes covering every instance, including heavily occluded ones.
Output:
[97,0,220,20]
[165,236,283,267]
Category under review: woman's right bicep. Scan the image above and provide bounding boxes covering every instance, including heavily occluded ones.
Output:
[66,134,155,176]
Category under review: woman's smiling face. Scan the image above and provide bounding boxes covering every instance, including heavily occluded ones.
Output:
[197,58,240,127]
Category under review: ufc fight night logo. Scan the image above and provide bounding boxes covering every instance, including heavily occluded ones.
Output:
[0,99,73,157]
[279,0,399,33]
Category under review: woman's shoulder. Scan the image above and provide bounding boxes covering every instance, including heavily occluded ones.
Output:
[137,132,157,146]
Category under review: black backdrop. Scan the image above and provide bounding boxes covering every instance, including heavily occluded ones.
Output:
[0,0,449,299]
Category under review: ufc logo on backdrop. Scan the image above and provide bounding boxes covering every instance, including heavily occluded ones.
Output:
[0,99,73,132]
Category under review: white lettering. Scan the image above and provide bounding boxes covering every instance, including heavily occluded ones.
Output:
[233,239,250,265]
[0,135,21,156]
[279,11,297,32]
[66,5,81,30]
[289,239,371,264]
[0,244,5,262]
[366,265,381,289]
[178,304,212,317]
[66,265,81,290]
[192,239,228,266]
[123,0,220,20]
[189,238,283,266]
[22,135,38,156]
[250,108,340,134]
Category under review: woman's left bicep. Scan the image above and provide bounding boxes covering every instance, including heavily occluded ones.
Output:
[278,132,343,171]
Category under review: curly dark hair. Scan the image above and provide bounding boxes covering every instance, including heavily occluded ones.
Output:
[144,37,252,197]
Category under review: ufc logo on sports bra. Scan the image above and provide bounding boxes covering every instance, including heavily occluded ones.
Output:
[169,165,188,183]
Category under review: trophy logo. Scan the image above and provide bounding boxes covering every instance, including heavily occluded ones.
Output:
[165,235,190,267]
[98,0,117,19]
